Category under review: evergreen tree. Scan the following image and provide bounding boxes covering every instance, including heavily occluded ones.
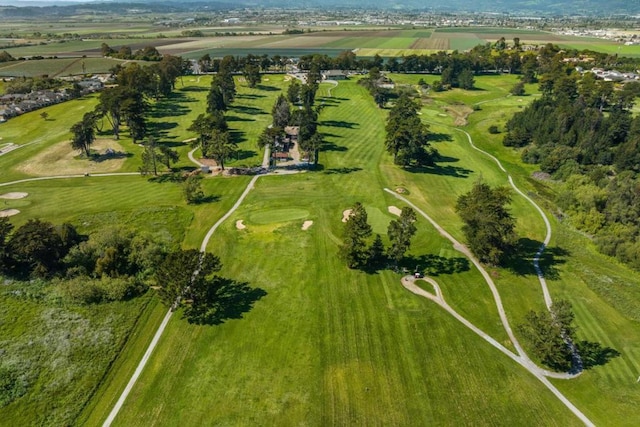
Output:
[183,175,205,204]
[340,202,372,269]
[387,207,418,266]
[70,112,97,157]
[139,137,159,176]
[243,63,261,88]
[455,181,517,265]
[271,94,291,128]
[385,93,434,167]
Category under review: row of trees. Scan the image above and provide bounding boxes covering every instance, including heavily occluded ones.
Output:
[0,217,158,286]
[258,77,324,166]
[0,217,260,324]
[188,61,238,170]
[195,41,640,83]
[339,202,417,270]
[100,43,163,61]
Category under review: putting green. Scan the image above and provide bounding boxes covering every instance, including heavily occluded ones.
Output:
[249,208,310,224]
[365,206,394,235]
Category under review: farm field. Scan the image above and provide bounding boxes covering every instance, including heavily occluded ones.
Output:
[2,30,640,426]
[0,26,637,77]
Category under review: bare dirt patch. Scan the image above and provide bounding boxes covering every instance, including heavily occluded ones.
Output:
[236,220,247,230]
[388,206,402,216]
[301,220,313,230]
[0,209,19,217]
[444,104,474,126]
[342,209,353,223]
[0,192,28,199]
[16,139,127,176]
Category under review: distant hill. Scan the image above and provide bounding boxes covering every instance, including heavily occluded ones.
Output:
[0,0,637,16]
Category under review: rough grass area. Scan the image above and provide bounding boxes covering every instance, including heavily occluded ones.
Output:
[0,285,154,426]
[16,138,127,176]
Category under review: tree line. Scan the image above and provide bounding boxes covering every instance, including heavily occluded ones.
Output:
[257,69,324,166]
[0,216,262,324]
[502,57,640,270]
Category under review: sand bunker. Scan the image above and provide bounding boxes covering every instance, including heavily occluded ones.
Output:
[342,209,353,223]
[388,206,402,216]
[0,209,20,217]
[301,220,313,230]
[0,192,28,199]
[236,220,246,230]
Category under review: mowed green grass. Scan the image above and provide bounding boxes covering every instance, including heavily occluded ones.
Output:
[441,76,640,425]
[3,65,639,424]
[107,79,584,426]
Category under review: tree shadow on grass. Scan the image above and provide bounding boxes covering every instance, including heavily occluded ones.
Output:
[430,132,454,142]
[149,103,191,119]
[229,105,267,115]
[229,130,246,144]
[89,151,132,163]
[323,166,362,175]
[227,115,254,122]
[147,121,179,139]
[148,172,184,183]
[185,278,267,325]
[505,238,569,280]
[320,120,358,129]
[576,341,621,369]
[180,86,208,93]
[322,142,348,152]
[406,163,472,178]
[404,254,470,276]
[320,132,343,139]
[232,149,257,161]
[236,93,266,100]
[257,84,280,92]
[192,194,221,204]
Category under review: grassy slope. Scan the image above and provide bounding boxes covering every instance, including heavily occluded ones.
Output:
[110,79,581,426]
[448,75,640,425]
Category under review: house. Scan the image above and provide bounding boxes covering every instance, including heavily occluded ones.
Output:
[273,152,290,161]
[322,70,347,81]
[77,79,104,92]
